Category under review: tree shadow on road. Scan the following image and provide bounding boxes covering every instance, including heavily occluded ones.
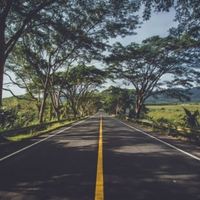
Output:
[102,117,200,200]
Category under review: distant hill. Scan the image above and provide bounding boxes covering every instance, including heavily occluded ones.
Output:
[3,87,200,105]
[146,87,200,104]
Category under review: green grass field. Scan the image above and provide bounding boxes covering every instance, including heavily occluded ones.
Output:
[146,104,200,126]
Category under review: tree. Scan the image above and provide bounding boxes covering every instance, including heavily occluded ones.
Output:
[2,0,200,106]
[142,0,200,69]
[106,36,195,118]
[62,65,106,118]
[101,86,135,115]
[5,35,55,123]
[1,0,142,106]
[0,0,65,106]
[80,93,103,116]
[4,0,144,123]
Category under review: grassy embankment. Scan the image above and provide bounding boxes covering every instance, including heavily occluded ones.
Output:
[133,104,200,143]
[1,117,88,144]
[5,121,76,142]
[1,96,89,143]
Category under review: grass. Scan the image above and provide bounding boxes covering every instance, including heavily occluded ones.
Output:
[115,104,200,144]
[132,104,200,143]
[146,104,200,126]
[4,118,82,142]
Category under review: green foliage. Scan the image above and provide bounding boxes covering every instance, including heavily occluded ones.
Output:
[0,107,17,130]
[105,36,197,118]
[1,0,200,123]
[101,86,135,115]
[3,0,142,120]
[1,89,102,130]
[60,65,106,118]
[1,97,38,129]
[182,107,199,127]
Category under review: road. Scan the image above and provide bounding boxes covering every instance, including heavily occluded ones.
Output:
[0,113,200,200]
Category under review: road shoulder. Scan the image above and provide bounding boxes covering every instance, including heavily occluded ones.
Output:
[116,117,200,161]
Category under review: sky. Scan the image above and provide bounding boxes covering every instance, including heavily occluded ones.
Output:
[110,7,178,45]
[2,8,178,98]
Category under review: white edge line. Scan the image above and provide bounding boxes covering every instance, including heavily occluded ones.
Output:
[0,118,90,162]
[112,117,200,162]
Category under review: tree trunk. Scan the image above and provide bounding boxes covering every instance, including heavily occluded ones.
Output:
[0,55,5,107]
[50,92,61,121]
[72,107,78,119]
[0,21,6,106]
[135,96,143,119]
[0,0,12,106]
[135,105,142,119]
[54,107,60,121]
[72,101,78,119]
[38,93,48,124]
[68,98,78,119]
[49,103,53,121]
[115,104,121,116]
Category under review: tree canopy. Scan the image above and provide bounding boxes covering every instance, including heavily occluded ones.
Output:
[105,35,198,118]
[101,86,135,115]
[61,65,106,118]
[1,0,141,105]
[1,0,200,124]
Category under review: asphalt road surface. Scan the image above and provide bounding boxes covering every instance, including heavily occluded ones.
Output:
[0,113,200,200]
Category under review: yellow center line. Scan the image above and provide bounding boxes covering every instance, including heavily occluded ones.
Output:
[95,113,104,200]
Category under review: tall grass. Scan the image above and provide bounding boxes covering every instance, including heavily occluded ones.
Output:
[146,104,200,126]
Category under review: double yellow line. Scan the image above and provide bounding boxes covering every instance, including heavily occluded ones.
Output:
[94,113,104,200]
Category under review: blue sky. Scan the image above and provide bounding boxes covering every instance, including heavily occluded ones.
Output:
[3,8,178,98]
[110,7,178,45]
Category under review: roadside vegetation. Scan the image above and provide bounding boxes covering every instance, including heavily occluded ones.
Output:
[146,104,200,126]
[0,95,96,131]
[0,94,89,143]
[0,1,200,144]
[127,104,200,144]
[5,120,78,143]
